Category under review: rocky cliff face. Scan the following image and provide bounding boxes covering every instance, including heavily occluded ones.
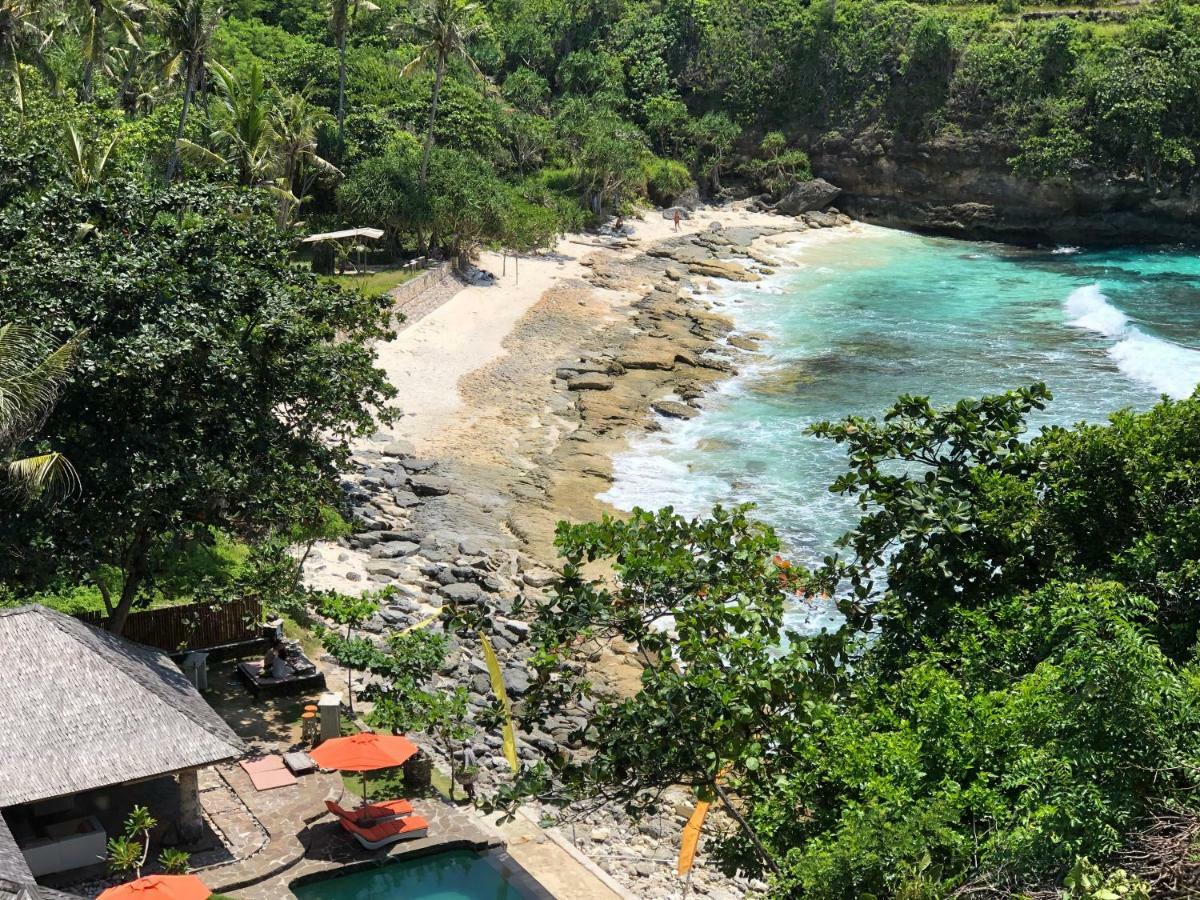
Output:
[810,131,1200,247]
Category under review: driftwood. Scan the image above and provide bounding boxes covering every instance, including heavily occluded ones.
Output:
[946,808,1200,899]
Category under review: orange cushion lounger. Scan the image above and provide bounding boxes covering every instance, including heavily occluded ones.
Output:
[338,814,429,849]
[325,798,414,825]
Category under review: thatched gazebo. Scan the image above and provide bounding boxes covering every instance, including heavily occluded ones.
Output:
[0,606,245,882]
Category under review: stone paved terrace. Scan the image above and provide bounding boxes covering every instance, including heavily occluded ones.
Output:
[197,762,499,899]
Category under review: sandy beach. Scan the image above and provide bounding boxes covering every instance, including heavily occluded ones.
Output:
[375,204,863,546]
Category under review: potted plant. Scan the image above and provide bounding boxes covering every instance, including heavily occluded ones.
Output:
[455,764,479,786]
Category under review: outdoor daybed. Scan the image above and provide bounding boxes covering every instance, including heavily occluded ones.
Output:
[337,814,429,849]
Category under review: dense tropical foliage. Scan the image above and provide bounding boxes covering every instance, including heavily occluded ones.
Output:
[3,0,1200,895]
[4,0,1196,260]
[514,387,1200,897]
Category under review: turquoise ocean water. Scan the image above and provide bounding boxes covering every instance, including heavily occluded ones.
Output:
[599,225,1200,632]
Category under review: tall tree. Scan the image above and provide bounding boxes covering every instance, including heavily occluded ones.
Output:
[161,0,221,181]
[399,0,486,190]
[272,91,340,226]
[177,60,278,188]
[0,323,80,499]
[0,0,54,112]
[76,0,146,101]
[329,0,378,156]
[0,180,396,635]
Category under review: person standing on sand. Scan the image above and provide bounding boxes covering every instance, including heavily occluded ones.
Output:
[673,209,681,231]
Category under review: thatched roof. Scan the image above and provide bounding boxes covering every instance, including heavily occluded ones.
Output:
[0,815,80,900]
[0,606,244,809]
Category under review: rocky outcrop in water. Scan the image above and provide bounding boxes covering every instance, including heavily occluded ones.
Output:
[809,130,1200,246]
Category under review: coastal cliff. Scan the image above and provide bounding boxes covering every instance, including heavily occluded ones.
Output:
[810,131,1200,247]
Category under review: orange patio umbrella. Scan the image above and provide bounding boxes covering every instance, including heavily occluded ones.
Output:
[310,732,419,804]
[98,874,211,900]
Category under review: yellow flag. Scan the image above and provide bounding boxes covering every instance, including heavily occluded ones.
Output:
[479,632,520,773]
[678,800,711,875]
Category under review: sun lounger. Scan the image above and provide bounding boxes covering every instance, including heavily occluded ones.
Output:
[337,814,429,849]
[325,799,414,825]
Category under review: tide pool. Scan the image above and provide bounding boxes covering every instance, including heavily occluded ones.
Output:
[600,226,1200,632]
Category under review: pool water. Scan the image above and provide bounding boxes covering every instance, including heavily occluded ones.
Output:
[291,850,537,900]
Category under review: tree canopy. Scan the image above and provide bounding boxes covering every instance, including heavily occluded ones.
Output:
[0,177,395,633]
[512,387,1200,898]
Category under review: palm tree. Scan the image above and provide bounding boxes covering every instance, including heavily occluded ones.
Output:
[76,0,147,101]
[399,0,485,190]
[329,0,377,155]
[0,323,81,500]
[0,0,55,112]
[273,91,340,225]
[177,60,278,187]
[62,123,119,190]
[106,43,172,116]
[161,0,221,181]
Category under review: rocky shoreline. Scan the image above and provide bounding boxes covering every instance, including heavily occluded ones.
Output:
[302,206,858,897]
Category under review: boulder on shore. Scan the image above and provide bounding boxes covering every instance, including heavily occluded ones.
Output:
[652,400,700,420]
[776,178,842,215]
[567,374,616,391]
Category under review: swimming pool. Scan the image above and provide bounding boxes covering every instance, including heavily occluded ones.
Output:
[290,848,552,900]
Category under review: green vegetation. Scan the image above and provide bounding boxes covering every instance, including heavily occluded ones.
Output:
[325,266,420,296]
[3,0,1200,896]
[4,0,1197,262]
[0,171,395,634]
[510,386,1200,897]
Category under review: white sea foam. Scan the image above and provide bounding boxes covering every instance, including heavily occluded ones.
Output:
[1064,284,1129,338]
[1064,284,1200,398]
[1053,245,1081,255]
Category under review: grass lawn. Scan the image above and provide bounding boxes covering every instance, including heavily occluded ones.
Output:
[343,758,459,805]
[323,267,421,298]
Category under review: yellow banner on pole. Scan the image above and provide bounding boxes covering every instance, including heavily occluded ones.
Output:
[678,800,712,875]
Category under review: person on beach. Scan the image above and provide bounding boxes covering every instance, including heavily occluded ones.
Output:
[673,209,681,231]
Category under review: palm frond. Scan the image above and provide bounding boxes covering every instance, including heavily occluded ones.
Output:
[174,136,227,167]
[6,451,80,501]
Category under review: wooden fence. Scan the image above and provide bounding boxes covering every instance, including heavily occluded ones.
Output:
[77,597,263,653]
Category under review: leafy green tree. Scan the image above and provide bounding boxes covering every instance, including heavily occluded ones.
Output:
[161,0,222,181]
[742,130,810,196]
[318,589,381,714]
[515,505,805,874]
[425,146,511,256]
[337,131,425,252]
[689,110,740,193]
[399,0,488,190]
[367,629,478,800]
[556,103,648,213]
[641,93,688,156]
[0,179,396,635]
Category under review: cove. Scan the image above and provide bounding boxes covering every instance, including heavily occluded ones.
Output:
[600,225,1200,632]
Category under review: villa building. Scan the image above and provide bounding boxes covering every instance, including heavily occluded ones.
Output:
[0,605,244,887]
